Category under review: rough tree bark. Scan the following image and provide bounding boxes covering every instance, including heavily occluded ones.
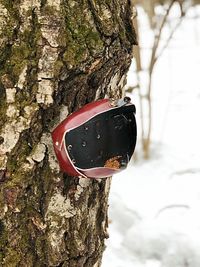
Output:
[0,1,137,266]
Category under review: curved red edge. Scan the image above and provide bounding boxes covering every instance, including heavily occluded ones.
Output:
[51,99,135,178]
[52,99,112,178]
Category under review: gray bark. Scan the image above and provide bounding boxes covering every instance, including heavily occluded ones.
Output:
[0,0,137,266]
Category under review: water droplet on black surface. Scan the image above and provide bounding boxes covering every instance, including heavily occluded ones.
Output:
[68,145,72,151]
[82,141,87,147]
[97,134,100,139]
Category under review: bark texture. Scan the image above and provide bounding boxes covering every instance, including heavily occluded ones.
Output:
[0,0,137,266]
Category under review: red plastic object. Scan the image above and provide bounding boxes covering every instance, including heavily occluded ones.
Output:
[51,99,136,178]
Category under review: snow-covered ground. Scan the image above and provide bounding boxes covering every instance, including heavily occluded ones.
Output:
[102,5,200,267]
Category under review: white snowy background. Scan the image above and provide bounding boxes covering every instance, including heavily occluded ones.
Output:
[102,5,200,267]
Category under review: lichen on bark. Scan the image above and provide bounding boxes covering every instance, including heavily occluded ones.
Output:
[0,0,137,266]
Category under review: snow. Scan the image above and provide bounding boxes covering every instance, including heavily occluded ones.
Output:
[102,5,200,267]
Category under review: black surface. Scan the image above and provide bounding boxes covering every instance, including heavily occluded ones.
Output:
[65,105,137,169]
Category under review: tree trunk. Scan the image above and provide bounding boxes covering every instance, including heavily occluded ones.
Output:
[0,1,136,266]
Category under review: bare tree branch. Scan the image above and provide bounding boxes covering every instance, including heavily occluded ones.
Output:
[149,0,176,74]
[155,4,185,60]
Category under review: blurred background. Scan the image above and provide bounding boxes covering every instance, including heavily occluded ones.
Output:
[102,0,200,266]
